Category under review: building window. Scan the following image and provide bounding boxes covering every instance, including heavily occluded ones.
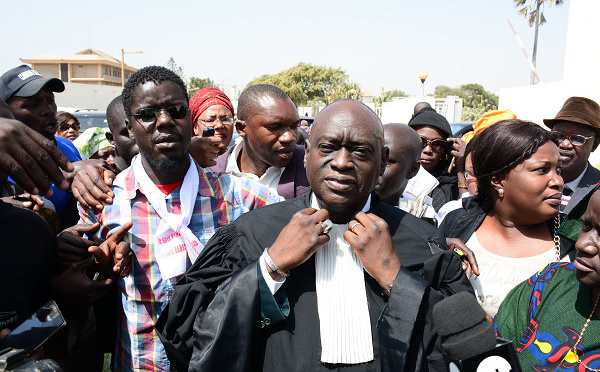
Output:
[60,63,68,83]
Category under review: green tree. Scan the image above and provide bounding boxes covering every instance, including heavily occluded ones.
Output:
[373,89,407,107]
[513,0,564,84]
[434,84,498,121]
[246,63,361,106]
[188,77,219,96]
[434,85,466,100]
[166,57,187,86]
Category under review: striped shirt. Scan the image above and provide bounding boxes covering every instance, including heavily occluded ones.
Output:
[79,163,282,372]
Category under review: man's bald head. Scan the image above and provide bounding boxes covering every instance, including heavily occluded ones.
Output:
[237,84,293,121]
[375,124,422,205]
[413,101,434,116]
[310,99,384,146]
[384,124,422,161]
[305,99,387,222]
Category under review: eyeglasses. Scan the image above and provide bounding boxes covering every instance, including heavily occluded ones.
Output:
[464,171,476,181]
[132,105,189,124]
[58,122,80,131]
[198,117,235,127]
[420,136,447,154]
[552,131,594,146]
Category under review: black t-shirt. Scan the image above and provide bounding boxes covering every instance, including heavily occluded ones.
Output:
[0,200,55,331]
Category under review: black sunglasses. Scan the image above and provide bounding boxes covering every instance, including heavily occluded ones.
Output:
[132,105,189,123]
[58,122,80,131]
[420,136,447,154]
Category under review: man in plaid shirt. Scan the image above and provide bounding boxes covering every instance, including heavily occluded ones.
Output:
[79,66,281,372]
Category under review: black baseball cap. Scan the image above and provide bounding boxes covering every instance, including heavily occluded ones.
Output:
[0,65,65,102]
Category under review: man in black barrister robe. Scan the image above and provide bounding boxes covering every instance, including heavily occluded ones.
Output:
[156,100,472,372]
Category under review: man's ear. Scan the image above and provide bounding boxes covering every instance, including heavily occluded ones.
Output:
[380,146,390,177]
[304,139,311,169]
[407,161,420,180]
[236,120,247,138]
[105,132,115,146]
[126,119,135,141]
[192,122,201,137]
[592,135,600,152]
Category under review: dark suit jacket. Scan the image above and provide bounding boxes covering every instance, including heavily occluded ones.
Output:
[156,193,472,372]
[210,144,310,200]
[563,163,600,215]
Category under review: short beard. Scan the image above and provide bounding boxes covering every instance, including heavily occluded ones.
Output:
[145,154,188,172]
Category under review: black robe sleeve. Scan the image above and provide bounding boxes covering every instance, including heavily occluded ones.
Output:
[156,222,259,372]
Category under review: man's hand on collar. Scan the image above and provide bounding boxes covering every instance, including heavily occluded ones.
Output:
[345,212,401,291]
[266,208,331,281]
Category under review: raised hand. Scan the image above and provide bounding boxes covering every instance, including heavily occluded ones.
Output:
[55,223,101,267]
[2,193,45,212]
[0,118,73,196]
[69,159,116,210]
[88,221,134,277]
[446,237,480,278]
[189,136,222,168]
[446,137,467,172]
[51,257,116,319]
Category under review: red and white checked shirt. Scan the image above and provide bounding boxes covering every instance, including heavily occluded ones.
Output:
[79,163,282,371]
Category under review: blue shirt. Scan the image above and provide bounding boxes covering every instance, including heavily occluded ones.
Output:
[47,136,81,212]
[8,136,82,212]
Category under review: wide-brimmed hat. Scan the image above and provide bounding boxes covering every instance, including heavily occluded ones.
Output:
[543,97,600,134]
[408,110,452,138]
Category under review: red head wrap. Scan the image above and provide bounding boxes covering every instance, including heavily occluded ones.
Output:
[189,87,235,126]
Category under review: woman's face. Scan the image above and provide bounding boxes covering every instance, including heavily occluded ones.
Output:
[193,104,234,156]
[498,142,563,224]
[56,118,80,142]
[465,153,478,196]
[415,126,446,173]
[91,146,116,171]
[575,191,600,288]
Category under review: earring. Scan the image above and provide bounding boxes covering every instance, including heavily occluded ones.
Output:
[498,188,504,198]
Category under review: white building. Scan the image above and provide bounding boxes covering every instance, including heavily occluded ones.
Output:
[380,96,463,124]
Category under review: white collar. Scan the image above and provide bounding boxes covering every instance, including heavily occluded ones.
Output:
[310,193,371,215]
[225,142,284,196]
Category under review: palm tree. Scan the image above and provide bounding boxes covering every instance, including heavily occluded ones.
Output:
[513,0,564,84]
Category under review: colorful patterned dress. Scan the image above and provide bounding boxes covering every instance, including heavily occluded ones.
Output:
[495,262,600,371]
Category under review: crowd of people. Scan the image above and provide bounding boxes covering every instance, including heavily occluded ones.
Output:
[0,63,599,372]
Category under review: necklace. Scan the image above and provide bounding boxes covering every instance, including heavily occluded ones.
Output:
[553,215,561,262]
[570,291,600,371]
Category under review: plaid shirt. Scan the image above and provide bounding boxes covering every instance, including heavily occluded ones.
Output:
[79,163,282,372]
